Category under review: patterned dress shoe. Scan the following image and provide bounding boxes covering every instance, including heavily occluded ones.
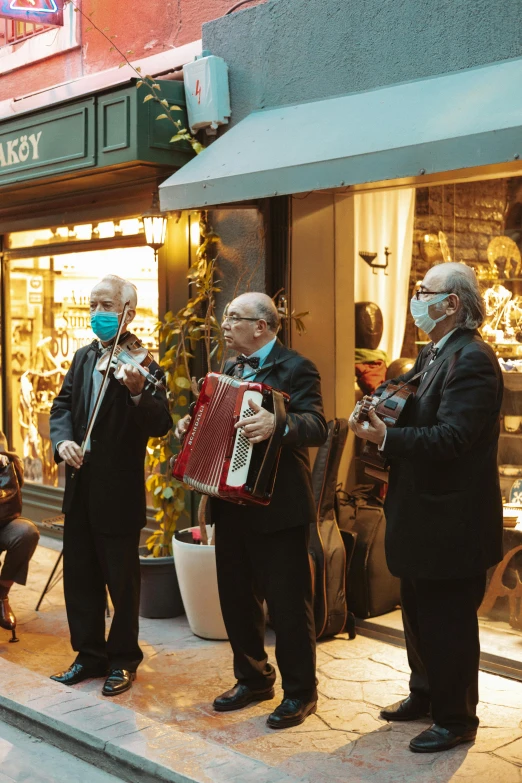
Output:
[50,662,108,685]
[267,698,317,729]
[213,683,275,712]
[0,597,18,643]
[102,669,136,697]
[380,695,431,721]
[409,724,477,753]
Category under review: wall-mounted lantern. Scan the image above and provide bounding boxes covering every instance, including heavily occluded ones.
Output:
[142,194,167,261]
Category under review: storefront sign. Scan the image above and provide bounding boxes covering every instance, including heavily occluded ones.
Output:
[0,0,63,26]
[0,81,190,193]
[0,131,42,168]
[0,100,95,186]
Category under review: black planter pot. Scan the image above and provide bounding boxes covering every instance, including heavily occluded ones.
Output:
[139,546,184,619]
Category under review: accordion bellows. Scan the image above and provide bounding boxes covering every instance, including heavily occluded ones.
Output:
[172,373,289,505]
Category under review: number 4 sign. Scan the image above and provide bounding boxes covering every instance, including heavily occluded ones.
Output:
[0,0,64,25]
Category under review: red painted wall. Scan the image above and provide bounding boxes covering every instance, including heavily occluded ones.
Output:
[0,0,267,101]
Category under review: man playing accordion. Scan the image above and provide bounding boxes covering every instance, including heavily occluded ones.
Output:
[176,292,327,729]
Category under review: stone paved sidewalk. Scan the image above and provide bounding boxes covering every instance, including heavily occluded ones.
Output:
[1,541,522,783]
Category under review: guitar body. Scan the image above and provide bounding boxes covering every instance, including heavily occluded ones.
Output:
[356,382,417,480]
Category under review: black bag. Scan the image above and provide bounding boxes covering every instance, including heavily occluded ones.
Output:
[309,419,355,639]
[0,452,23,527]
[336,485,400,618]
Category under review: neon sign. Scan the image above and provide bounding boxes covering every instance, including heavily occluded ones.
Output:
[0,0,63,25]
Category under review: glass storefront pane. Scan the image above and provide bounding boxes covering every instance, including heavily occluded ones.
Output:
[341,173,522,671]
[9,244,158,488]
[6,220,143,249]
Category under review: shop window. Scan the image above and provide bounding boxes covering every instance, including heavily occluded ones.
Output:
[7,241,158,489]
[1,18,53,46]
[0,4,78,77]
[6,220,144,250]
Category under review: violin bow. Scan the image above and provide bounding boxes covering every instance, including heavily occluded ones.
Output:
[80,302,130,457]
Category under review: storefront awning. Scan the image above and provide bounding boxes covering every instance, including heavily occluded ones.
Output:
[159,57,522,210]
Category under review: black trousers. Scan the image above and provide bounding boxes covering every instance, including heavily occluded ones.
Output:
[0,518,39,584]
[214,519,316,701]
[401,573,486,734]
[63,464,143,672]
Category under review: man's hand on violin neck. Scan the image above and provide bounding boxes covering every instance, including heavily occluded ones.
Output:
[120,363,145,396]
[58,440,83,469]
[348,407,386,446]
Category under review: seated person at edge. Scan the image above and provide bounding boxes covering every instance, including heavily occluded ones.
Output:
[0,433,40,642]
[176,292,328,729]
[49,275,171,696]
[349,262,503,754]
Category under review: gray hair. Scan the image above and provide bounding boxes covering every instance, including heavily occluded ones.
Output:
[101,275,138,309]
[254,299,281,332]
[435,266,485,329]
[233,292,281,332]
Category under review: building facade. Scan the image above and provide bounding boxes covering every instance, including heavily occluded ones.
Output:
[0,0,267,524]
[159,0,522,673]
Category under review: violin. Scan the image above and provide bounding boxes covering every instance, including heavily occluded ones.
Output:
[95,333,165,392]
[76,304,164,465]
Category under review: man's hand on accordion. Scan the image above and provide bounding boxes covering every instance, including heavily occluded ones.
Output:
[175,415,191,441]
[235,399,275,444]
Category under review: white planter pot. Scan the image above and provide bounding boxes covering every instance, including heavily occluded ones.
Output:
[172,526,228,640]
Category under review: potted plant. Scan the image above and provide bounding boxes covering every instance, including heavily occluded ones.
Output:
[140,214,227,631]
[141,213,307,632]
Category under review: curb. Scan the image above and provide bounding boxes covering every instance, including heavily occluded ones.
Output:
[0,658,299,783]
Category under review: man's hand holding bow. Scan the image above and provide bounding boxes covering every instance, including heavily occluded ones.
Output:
[235,399,275,444]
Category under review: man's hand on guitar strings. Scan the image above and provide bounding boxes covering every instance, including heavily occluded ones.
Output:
[235,398,275,444]
[348,407,387,447]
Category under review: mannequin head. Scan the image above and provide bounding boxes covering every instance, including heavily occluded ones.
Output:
[355,302,383,350]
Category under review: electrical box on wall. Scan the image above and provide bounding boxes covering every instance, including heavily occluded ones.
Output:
[183,53,231,134]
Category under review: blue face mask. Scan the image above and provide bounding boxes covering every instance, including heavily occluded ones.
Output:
[409,293,449,334]
[90,311,120,342]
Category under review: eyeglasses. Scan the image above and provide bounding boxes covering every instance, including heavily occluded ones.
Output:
[413,289,451,300]
[222,314,260,325]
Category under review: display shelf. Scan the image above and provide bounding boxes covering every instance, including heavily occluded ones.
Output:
[502,372,522,391]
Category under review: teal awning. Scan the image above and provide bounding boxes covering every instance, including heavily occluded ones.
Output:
[160,57,522,210]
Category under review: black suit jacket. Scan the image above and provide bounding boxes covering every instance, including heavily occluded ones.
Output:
[380,328,503,580]
[50,340,172,536]
[210,339,328,533]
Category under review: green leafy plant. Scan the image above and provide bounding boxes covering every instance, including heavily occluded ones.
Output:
[144,214,225,556]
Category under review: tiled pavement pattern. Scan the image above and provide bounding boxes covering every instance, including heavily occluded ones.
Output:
[0,541,521,783]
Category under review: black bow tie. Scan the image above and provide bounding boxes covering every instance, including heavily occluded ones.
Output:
[236,354,261,370]
[426,344,439,360]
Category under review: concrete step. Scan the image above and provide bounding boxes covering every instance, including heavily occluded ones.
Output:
[0,658,300,783]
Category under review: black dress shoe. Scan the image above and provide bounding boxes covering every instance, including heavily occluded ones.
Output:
[102,669,136,697]
[213,683,275,712]
[267,698,317,729]
[409,724,477,753]
[50,662,108,685]
[380,695,430,722]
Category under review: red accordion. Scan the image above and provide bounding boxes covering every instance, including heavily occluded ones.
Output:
[172,373,289,505]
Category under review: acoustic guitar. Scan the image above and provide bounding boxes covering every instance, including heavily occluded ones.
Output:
[354,382,417,482]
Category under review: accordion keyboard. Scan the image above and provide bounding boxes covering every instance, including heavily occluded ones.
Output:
[227,392,263,487]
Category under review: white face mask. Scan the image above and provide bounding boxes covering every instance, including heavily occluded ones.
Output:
[410,292,450,334]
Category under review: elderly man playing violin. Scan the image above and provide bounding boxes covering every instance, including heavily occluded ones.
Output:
[49,274,171,696]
